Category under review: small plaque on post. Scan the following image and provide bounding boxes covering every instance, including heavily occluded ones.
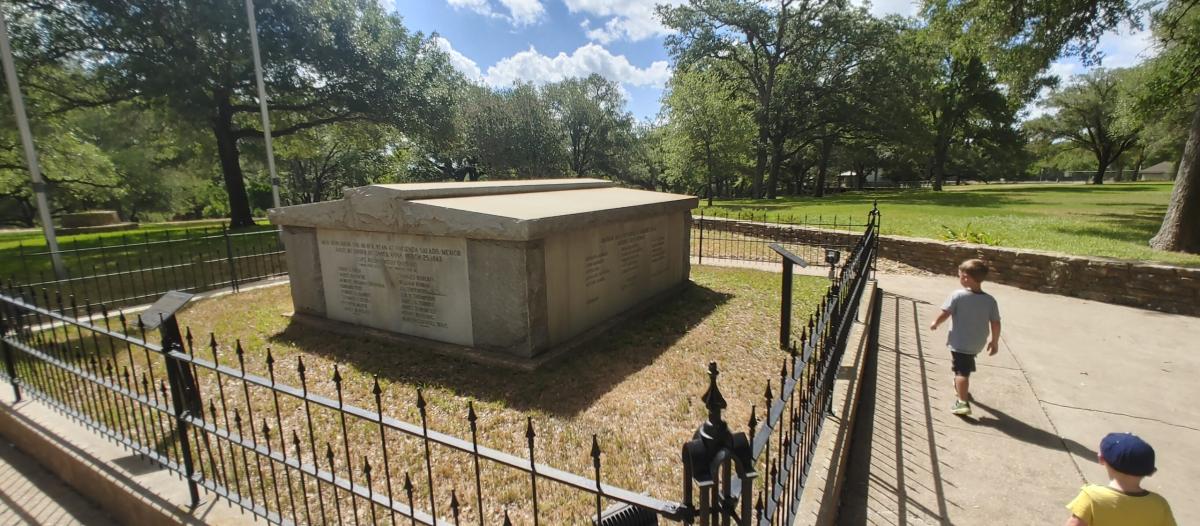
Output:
[768,243,809,267]
[139,291,195,329]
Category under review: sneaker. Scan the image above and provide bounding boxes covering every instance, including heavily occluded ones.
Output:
[952,400,972,416]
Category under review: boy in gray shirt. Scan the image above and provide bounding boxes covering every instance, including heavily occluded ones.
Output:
[929,259,1001,416]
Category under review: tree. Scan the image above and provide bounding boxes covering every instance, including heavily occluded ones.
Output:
[1130,0,1200,252]
[662,67,754,203]
[772,6,893,197]
[15,0,460,227]
[275,123,406,204]
[624,122,671,191]
[1,63,120,226]
[544,74,632,178]
[660,0,834,198]
[462,83,565,179]
[70,101,228,221]
[925,0,1198,252]
[1038,69,1139,184]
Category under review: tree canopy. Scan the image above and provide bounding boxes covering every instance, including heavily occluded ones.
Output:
[11,0,462,226]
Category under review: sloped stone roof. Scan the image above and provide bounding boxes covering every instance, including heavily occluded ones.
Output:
[268,179,697,241]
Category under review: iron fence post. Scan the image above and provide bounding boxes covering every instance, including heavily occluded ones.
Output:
[0,305,20,402]
[160,314,200,507]
[222,225,240,293]
[780,259,793,350]
[870,201,880,280]
[697,211,705,266]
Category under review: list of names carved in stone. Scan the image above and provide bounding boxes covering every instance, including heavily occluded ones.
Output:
[316,229,473,346]
[580,223,668,306]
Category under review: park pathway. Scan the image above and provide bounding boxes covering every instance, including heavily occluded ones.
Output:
[0,440,117,526]
[836,274,1200,525]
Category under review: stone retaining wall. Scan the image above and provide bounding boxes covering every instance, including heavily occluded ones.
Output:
[696,217,1200,316]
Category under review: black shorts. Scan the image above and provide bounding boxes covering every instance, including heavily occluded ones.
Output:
[950,350,976,376]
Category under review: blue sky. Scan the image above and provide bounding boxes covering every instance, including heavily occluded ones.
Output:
[390,0,1159,122]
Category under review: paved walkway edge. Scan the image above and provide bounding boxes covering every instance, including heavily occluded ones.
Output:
[794,281,880,526]
[0,389,242,525]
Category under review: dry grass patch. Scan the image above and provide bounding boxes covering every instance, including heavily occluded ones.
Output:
[162,266,824,524]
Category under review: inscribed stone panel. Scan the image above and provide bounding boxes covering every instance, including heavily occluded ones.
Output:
[544,213,684,344]
[316,229,473,346]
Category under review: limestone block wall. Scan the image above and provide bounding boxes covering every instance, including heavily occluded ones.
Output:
[694,217,1200,316]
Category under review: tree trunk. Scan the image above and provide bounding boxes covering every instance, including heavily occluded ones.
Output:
[752,125,768,198]
[815,135,833,198]
[1092,159,1108,185]
[211,96,255,228]
[931,132,950,191]
[1149,100,1200,253]
[766,135,785,199]
[704,143,715,206]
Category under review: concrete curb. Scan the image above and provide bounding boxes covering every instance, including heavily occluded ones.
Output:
[793,281,880,526]
[0,390,243,525]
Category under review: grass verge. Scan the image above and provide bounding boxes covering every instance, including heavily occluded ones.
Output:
[701,182,1200,266]
[10,265,825,523]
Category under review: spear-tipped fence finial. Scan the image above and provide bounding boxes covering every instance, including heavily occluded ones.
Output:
[701,362,726,425]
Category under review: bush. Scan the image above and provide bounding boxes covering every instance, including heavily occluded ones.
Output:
[939,223,1002,245]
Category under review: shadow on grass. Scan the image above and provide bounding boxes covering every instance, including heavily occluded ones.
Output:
[963,183,1168,195]
[1049,207,1167,245]
[710,188,1031,212]
[268,282,732,418]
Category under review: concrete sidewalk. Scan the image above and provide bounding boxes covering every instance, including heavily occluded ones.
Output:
[0,439,117,525]
[837,274,1199,524]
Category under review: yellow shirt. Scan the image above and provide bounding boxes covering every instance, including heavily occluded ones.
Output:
[1067,484,1176,526]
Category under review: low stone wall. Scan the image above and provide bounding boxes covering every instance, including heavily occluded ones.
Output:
[60,210,120,228]
[695,217,1200,316]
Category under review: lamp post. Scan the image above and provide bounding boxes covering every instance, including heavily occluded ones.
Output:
[0,11,66,279]
[245,0,281,212]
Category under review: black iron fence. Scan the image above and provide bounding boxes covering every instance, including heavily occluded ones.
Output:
[6,226,287,310]
[0,208,881,525]
[692,210,872,269]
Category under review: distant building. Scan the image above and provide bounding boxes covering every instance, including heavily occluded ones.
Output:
[1138,161,1175,181]
[835,169,887,188]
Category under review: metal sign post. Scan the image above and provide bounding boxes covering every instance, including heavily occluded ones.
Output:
[0,11,67,279]
[769,243,809,350]
[245,0,281,211]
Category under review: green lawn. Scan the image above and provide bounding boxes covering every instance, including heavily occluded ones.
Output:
[0,220,282,307]
[700,182,1200,267]
[0,218,244,249]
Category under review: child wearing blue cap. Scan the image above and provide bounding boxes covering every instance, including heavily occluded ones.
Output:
[1064,432,1176,526]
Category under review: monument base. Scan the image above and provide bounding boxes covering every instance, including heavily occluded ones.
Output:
[287,281,691,371]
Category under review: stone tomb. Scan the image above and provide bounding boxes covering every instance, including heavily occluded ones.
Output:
[268,179,697,361]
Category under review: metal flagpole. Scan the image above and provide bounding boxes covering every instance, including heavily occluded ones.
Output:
[244,0,281,211]
[0,10,67,279]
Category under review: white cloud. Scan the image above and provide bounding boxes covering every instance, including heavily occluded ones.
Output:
[446,0,495,18]
[1093,21,1157,68]
[1021,21,1156,121]
[444,0,544,27]
[564,0,684,43]
[855,0,920,18]
[498,0,544,26]
[433,37,483,82]
[483,44,671,88]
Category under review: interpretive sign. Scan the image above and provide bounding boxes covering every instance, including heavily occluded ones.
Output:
[316,229,473,346]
